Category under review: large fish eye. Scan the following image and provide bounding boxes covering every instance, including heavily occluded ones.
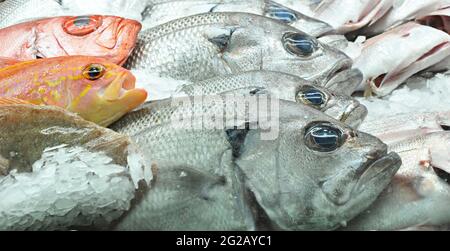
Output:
[304,122,346,152]
[283,32,318,57]
[63,16,103,36]
[297,86,328,108]
[82,64,106,80]
[265,2,298,24]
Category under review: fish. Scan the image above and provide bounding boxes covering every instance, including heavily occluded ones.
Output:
[417,6,450,34]
[0,0,62,29]
[0,104,153,231]
[364,0,450,36]
[126,12,361,93]
[344,132,450,231]
[417,7,450,72]
[110,96,402,230]
[0,57,20,68]
[275,0,393,34]
[359,111,450,145]
[0,56,147,126]
[353,22,450,96]
[173,70,367,128]
[57,0,146,22]
[0,15,142,65]
[141,0,334,37]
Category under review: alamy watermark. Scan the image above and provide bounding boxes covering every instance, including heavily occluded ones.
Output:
[168,88,280,140]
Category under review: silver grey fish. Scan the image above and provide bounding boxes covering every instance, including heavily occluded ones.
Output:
[0,0,62,29]
[126,12,362,95]
[110,96,401,230]
[141,0,334,37]
[344,132,450,231]
[0,104,152,231]
[174,70,367,128]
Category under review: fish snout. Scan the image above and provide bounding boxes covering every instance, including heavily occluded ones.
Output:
[325,68,363,95]
[340,101,368,129]
[103,71,136,101]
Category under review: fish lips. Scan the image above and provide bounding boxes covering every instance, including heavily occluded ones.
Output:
[355,152,402,195]
[339,103,368,129]
[321,151,401,207]
[324,68,364,96]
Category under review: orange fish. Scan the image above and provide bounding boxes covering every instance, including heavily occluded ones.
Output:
[0,56,147,126]
[0,57,21,69]
[0,15,142,65]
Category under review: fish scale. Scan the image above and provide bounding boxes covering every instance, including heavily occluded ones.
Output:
[111,97,401,230]
[0,0,62,29]
[126,12,357,89]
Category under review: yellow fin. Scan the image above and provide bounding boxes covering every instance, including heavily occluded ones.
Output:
[0,97,33,105]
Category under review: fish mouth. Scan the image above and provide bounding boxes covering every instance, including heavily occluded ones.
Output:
[103,71,137,101]
[339,102,368,129]
[98,72,147,127]
[325,67,363,95]
[354,152,402,195]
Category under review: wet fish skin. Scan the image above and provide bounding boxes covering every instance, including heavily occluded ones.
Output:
[353,22,450,96]
[174,70,367,128]
[0,56,147,126]
[0,0,62,29]
[126,12,356,92]
[365,0,450,36]
[0,56,20,69]
[360,111,450,145]
[277,0,393,34]
[345,132,450,231]
[141,0,334,37]
[111,97,401,230]
[0,104,152,231]
[0,15,142,65]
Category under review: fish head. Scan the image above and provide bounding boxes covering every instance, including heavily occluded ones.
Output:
[263,0,334,37]
[39,15,142,65]
[63,57,147,126]
[294,85,368,128]
[235,102,401,230]
[224,23,358,89]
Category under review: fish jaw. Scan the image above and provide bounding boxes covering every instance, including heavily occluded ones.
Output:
[340,102,368,129]
[324,68,363,96]
[69,71,147,127]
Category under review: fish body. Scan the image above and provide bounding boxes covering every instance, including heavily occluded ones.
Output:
[174,70,367,128]
[0,15,142,65]
[365,0,450,35]
[0,57,21,69]
[141,0,334,37]
[345,132,450,231]
[127,12,360,93]
[353,22,450,96]
[275,0,393,34]
[360,111,450,145]
[110,96,401,230]
[0,0,62,29]
[0,56,147,126]
[0,104,152,230]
